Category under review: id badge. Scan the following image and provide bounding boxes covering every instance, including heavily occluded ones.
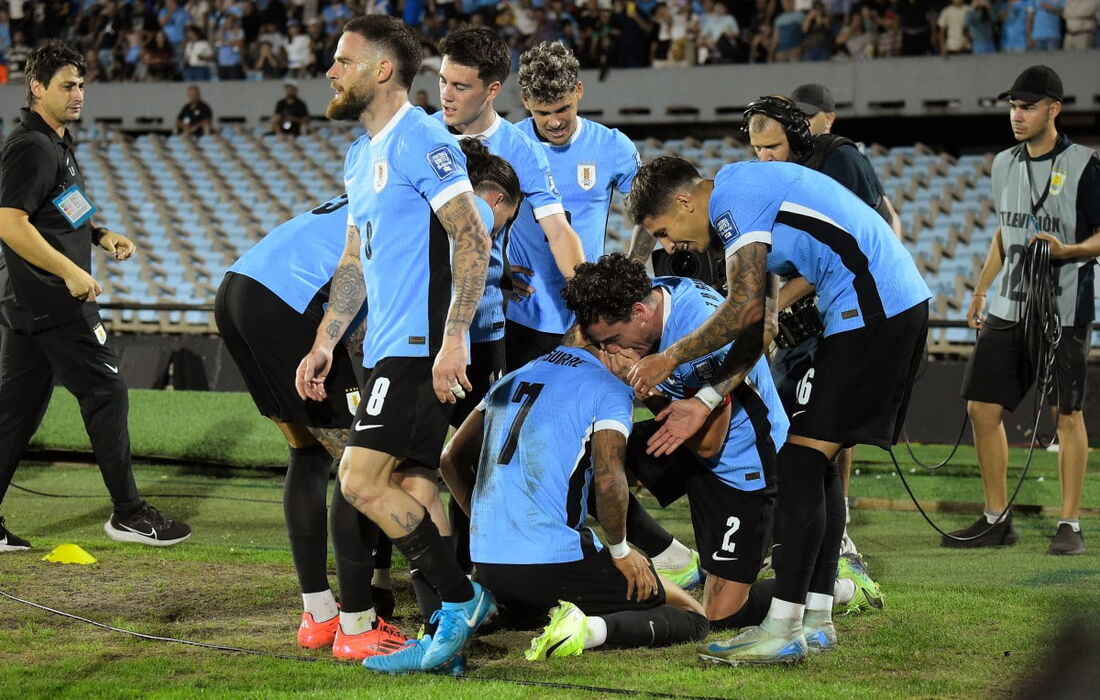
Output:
[52,184,98,229]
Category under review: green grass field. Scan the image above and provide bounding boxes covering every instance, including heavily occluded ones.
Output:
[3,389,1099,698]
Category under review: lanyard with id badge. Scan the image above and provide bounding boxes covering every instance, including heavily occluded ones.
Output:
[52,183,98,229]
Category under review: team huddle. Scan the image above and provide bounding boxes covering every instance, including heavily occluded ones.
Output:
[210,13,1100,677]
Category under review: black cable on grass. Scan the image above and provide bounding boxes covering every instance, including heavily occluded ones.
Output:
[9,482,282,505]
[0,588,723,700]
[895,239,1060,542]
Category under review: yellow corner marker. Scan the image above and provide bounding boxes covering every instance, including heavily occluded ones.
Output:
[42,544,97,565]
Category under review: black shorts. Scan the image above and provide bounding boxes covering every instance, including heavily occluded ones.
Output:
[347,356,454,469]
[504,320,562,372]
[770,335,821,418]
[962,321,1091,412]
[627,421,774,584]
[789,301,928,449]
[453,339,505,427]
[215,272,361,428]
[474,548,665,629]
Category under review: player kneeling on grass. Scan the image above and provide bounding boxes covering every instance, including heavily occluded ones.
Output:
[562,255,796,641]
[442,342,709,658]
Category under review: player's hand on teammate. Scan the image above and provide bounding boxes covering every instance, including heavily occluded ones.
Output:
[296,345,334,401]
[432,334,472,404]
[96,230,136,261]
[612,549,658,602]
[64,265,102,303]
[966,293,985,330]
[509,265,535,301]
[647,398,711,457]
[627,351,677,399]
[598,347,641,384]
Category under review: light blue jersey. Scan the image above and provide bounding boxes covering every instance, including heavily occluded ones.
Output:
[344,102,475,367]
[227,193,348,313]
[470,346,634,565]
[711,162,931,336]
[653,276,788,491]
[507,117,640,334]
[432,111,564,343]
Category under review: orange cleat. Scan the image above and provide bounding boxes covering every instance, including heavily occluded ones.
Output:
[331,618,408,661]
[297,612,340,649]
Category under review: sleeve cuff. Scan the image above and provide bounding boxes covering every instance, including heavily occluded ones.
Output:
[532,202,566,220]
[429,180,475,212]
[594,419,630,437]
[724,231,772,257]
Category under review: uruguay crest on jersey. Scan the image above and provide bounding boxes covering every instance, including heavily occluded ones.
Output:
[373,160,388,192]
[577,163,597,191]
[1050,168,1066,196]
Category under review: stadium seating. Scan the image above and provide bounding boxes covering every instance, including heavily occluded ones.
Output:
[78,127,1099,349]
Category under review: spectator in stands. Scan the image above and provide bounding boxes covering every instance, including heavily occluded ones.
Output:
[6,30,30,81]
[874,9,902,57]
[1063,0,1100,48]
[321,0,351,37]
[216,13,246,79]
[698,0,740,63]
[0,10,11,57]
[773,0,806,61]
[834,11,874,58]
[143,31,180,81]
[414,88,438,113]
[897,0,934,55]
[83,48,107,82]
[121,23,145,80]
[1000,0,1031,51]
[285,19,313,76]
[308,18,329,75]
[1029,0,1065,50]
[937,0,971,54]
[612,0,656,67]
[159,0,192,60]
[254,39,287,78]
[747,20,777,62]
[176,85,213,137]
[271,82,310,135]
[182,25,215,81]
[965,0,998,53]
[800,1,833,60]
[185,0,212,32]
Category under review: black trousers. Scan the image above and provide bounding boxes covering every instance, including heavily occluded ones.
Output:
[0,316,142,513]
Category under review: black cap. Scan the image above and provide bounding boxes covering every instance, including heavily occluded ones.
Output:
[998,65,1063,103]
[791,83,835,115]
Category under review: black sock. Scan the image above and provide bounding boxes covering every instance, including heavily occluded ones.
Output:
[449,498,473,574]
[285,444,332,594]
[809,461,846,596]
[710,578,776,632]
[772,442,831,604]
[601,608,709,648]
[375,533,393,570]
[329,477,377,613]
[391,517,473,604]
[587,488,674,557]
[411,568,443,636]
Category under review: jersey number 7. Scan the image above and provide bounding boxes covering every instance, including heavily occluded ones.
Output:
[497,381,545,465]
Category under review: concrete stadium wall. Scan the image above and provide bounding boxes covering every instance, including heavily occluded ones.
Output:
[2,51,1097,130]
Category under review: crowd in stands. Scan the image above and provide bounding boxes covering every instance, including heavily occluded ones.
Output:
[0,0,1096,83]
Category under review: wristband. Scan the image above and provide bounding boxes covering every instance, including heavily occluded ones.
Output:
[694,385,723,411]
[607,540,631,559]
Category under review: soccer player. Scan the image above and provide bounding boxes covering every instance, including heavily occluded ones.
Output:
[441,343,709,658]
[295,16,495,674]
[561,254,789,637]
[217,194,403,659]
[952,66,1099,555]
[626,157,930,665]
[508,41,642,369]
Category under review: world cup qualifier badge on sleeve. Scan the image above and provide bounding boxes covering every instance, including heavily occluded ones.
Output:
[427,146,458,179]
[714,211,739,245]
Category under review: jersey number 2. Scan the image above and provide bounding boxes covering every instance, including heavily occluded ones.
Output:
[497,381,544,464]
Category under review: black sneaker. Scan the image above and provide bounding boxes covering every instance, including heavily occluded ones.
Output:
[104,504,192,546]
[0,517,31,552]
[1047,524,1086,556]
[941,513,1019,548]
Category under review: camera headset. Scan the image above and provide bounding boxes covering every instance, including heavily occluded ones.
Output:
[741,95,814,161]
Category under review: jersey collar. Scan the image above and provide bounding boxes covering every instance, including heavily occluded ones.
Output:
[455,110,501,141]
[19,107,71,148]
[372,101,412,143]
[1017,133,1071,163]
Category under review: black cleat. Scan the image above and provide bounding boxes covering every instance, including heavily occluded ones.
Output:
[941,513,1019,548]
[104,504,192,546]
[1047,524,1086,556]
[0,517,31,552]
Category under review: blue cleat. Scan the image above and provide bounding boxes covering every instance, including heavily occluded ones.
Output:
[697,621,807,666]
[421,581,497,670]
[804,623,837,653]
[362,634,467,676]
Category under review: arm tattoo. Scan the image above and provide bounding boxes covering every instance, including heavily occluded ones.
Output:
[666,242,768,367]
[710,271,779,395]
[437,193,491,336]
[626,225,658,264]
[592,429,629,545]
[321,225,366,341]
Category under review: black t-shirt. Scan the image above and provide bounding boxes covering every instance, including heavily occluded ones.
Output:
[818,141,885,211]
[0,108,99,331]
[273,97,309,135]
[178,100,213,135]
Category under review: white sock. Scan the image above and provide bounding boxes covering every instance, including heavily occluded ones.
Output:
[584,616,607,649]
[805,592,833,611]
[844,497,850,525]
[339,608,377,636]
[1059,519,1081,533]
[766,597,805,621]
[833,577,856,605]
[651,539,693,571]
[371,568,392,589]
[302,590,338,622]
[984,510,1006,525]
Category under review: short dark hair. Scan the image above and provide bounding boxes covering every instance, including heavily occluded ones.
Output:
[343,15,421,89]
[439,27,510,86]
[625,156,701,226]
[459,138,521,206]
[517,41,579,104]
[25,39,86,106]
[562,253,652,329]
